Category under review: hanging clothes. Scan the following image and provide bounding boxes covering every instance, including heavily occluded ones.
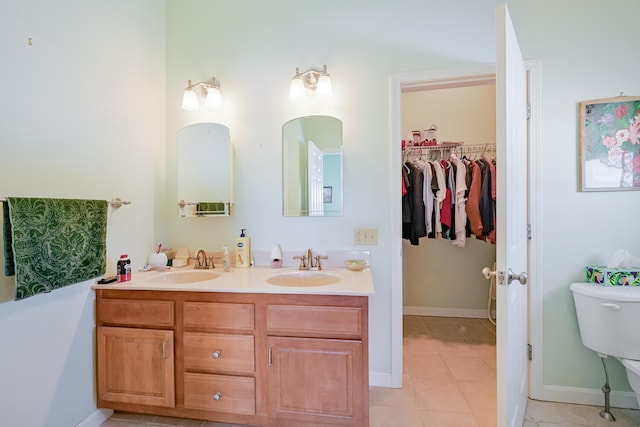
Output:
[402,144,496,246]
[487,156,497,244]
[465,160,484,238]
[413,159,433,234]
[478,157,494,239]
[450,154,467,247]
[402,162,427,245]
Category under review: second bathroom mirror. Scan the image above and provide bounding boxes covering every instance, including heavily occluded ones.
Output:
[177,122,233,217]
[282,115,343,216]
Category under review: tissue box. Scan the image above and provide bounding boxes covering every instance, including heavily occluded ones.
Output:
[586,266,640,286]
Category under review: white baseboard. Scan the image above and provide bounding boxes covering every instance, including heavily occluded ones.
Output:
[76,409,113,427]
[369,371,395,388]
[539,385,638,410]
[404,305,492,319]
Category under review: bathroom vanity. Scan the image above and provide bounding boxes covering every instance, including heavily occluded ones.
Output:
[93,267,373,427]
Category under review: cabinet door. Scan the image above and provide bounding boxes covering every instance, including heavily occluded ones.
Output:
[97,326,175,408]
[267,337,363,426]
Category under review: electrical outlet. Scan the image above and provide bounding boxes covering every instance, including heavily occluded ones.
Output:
[354,228,378,245]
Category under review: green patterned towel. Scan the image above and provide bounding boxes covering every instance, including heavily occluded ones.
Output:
[3,197,107,300]
[197,202,226,215]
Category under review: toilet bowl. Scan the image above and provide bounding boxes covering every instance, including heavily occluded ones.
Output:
[620,358,640,407]
[570,282,640,407]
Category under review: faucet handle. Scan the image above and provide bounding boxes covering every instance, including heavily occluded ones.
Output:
[293,254,307,269]
[315,255,328,270]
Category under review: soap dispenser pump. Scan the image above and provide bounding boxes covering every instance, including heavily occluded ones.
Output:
[235,229,251,268]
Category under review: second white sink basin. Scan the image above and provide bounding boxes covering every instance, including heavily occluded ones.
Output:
[267,271,341,287]
[146,270,220,285]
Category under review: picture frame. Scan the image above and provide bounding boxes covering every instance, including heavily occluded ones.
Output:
[323,186,332,203]
[579,96,640,191]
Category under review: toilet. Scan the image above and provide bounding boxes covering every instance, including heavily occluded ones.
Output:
[570,282,640,407]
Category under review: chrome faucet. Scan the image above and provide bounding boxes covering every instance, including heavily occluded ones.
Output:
[194,249,214,269]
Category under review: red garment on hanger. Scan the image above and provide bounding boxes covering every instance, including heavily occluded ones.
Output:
[439,160,452,228]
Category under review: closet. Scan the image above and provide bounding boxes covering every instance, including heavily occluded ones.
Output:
[401,82,497,322]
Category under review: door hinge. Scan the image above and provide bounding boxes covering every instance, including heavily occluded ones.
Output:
[527,103,532,120]
[527,224,532,240]
[528,344,533,361]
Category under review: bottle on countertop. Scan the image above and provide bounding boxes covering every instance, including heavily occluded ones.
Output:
[222,246,231,272]
[235,228,251,268]
[117,254,132,282]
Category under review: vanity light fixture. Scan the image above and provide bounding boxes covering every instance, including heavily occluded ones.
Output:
[181,77,222,111]
[288,64,332,100]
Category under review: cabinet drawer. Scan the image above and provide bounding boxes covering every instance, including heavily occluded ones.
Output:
[97,299,174,328]
[184,372,255,415]
[183,332,254,375]
[267,305,362,337]
[183,302,254,331]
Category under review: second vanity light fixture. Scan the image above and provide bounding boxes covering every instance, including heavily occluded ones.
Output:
[181,77,222,111]
[288,64,333,100]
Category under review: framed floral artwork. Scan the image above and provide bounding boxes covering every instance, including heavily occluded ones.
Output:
[580,96,640,191]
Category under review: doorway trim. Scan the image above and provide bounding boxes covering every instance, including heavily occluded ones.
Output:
[388,61,542,399]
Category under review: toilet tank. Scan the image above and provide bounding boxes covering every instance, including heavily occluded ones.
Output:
[570,282,640,360]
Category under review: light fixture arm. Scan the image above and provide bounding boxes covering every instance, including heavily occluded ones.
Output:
[296,65,328,91]
[185,77,219,91]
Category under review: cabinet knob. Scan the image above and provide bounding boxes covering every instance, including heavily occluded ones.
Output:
[212,350,221,359]
[213,392,222,401]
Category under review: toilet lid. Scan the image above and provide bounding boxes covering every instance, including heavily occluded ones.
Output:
[620,358,640,374]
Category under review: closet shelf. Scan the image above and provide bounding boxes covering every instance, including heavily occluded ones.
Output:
[403,142,496,160]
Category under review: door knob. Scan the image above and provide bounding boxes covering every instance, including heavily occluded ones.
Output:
[508,268,527,285]
[482,267,496,280]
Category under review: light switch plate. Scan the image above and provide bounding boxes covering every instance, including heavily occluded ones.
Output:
[354,228,378,245]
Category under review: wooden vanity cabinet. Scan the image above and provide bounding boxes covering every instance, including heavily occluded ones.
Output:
[265,300,368,426]
[96,298,175,408]
[95,290,368,427]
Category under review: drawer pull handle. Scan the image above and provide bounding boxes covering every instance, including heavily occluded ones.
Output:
[162,340,168,360]
[268,347,272,368]
[213,392,222,401]
[212,350,221,359]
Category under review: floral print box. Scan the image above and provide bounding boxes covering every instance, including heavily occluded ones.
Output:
[587,266,640,286]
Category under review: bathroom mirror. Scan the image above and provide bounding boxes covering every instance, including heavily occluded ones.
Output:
[282,116,343,216]
[177,123,233,217]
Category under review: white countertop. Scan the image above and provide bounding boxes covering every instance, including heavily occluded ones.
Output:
[92,266,375,296]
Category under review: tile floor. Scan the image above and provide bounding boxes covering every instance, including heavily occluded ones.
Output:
[100,315,640,427]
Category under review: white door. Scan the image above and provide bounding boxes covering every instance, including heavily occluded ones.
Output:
[495,4,529,427]
[307,140,324,216]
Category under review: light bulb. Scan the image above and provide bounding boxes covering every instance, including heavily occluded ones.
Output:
[289,76,306,100]
[205,86,222,109]
[316,74,333,98]
[181,89,198,111]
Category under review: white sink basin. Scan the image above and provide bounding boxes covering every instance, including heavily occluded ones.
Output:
[267,270,341,287]
[146,270,220,285]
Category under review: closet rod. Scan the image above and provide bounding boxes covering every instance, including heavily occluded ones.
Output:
[0,197,132,208]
